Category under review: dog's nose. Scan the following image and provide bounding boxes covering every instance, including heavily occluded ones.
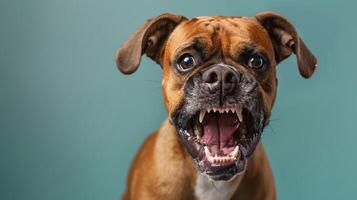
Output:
[202,65,239,96]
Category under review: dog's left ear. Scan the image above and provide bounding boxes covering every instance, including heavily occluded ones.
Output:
[115,13,187,74]
[254,12,317,78]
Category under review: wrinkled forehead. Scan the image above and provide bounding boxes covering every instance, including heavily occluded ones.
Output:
[166,16,274,61]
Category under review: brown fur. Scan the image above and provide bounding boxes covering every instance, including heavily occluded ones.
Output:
[122,120,275,200]
[116,12,317,200]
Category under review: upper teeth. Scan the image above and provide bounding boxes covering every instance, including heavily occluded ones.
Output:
[199,107,243,123]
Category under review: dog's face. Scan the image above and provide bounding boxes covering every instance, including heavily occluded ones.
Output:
[116,12,317,181]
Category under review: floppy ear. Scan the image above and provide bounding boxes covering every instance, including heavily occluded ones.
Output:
[254,12,317,78]
[115,13,187,74]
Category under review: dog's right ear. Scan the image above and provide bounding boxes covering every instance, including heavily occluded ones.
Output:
[115,13,187,74]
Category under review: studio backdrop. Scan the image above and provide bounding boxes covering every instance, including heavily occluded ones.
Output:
[0,0,356,199]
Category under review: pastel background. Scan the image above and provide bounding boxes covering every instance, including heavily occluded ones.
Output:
[1,0,356,199]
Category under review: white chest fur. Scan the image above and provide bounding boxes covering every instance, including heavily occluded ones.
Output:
[195,174,240,200]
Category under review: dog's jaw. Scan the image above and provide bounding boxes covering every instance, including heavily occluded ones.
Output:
[171,66,268,181]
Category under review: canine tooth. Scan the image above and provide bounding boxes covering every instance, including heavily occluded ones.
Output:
[229,146,239,158]
[199,110,206,123]
[204,146,212,157]
[235,107,243,122]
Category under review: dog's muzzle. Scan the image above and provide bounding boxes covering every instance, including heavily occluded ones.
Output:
[172,63,267,181]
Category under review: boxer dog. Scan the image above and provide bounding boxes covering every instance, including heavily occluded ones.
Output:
[115,11,317,200]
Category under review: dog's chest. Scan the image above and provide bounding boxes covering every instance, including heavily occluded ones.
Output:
[194,174,239,200]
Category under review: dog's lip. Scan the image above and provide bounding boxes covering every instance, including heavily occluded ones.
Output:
[203,156,247,181]
[175,103,259,177]
[198,145,247,181]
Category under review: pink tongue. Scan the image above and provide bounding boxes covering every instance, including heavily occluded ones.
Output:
[201,112,239,154]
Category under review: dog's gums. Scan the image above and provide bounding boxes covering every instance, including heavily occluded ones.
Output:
[174,105,264,181]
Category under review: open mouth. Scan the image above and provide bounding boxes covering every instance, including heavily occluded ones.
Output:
[174,104,263,181]
[197,107,243,167]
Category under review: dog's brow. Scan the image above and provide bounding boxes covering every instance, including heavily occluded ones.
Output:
[175,37,207,53]
[237,42,269,60]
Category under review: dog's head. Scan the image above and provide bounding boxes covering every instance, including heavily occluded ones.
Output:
[115,12,317,181]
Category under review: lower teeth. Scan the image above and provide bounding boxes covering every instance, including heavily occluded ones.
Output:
[204,146,240,164]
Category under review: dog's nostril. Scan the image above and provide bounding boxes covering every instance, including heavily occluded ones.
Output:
[206,72,218,84]
[224,72,237,84]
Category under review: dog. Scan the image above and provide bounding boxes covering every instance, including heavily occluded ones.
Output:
[115,11,317,200]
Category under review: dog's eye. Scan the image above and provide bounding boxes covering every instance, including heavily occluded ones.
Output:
[248,55,265,69]
[177,54,196,71]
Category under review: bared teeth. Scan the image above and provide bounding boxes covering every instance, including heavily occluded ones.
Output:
[228,145,240,158]
[199,110,206,123]
[204,145,240,165]
[199,107,243,123]
[204,146,212,157]
[235,107,243,122]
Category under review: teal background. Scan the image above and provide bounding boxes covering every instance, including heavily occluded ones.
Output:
[0,0,356,199]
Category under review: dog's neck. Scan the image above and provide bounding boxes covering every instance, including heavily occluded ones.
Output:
[195,173,242,200]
